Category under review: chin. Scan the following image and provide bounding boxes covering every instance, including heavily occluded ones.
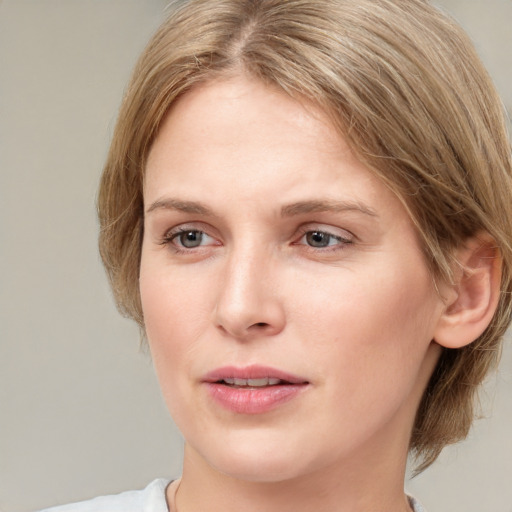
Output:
[213,453,307,483]
[187,429,323,484]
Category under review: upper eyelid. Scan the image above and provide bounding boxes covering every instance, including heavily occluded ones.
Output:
[295,231,353,247]
[163,221,216,238]
[167,227,207,239]
[296,223,355,240]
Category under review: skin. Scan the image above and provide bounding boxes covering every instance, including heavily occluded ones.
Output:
[140,74,449,512]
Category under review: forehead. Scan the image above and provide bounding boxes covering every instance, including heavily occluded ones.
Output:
[149,76,358,183]
[145,75,410,226]
[151,75,345,161]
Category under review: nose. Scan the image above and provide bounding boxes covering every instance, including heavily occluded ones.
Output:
[213,249,286,340]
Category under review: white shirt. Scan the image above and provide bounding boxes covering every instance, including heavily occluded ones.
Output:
[38,478,425,512]
[38,479,171,512]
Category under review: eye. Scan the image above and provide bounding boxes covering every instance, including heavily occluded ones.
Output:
[175,230,206,248]
[165,228,218,250]
[304,231,340,248]
[295,227,353,250]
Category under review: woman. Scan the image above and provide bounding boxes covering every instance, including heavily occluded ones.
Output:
[42,0,512,510]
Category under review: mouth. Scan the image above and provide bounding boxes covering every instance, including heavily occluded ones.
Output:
[202,365,309,414]
[203,365,308,386]
[216,377,286,388]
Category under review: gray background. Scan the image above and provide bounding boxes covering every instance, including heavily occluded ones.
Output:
[1,1,511,511]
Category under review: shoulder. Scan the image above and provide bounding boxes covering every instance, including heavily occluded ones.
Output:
[408,495,426,512]
[37,478,171,512]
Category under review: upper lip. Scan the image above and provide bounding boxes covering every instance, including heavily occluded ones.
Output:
[202,365,308,385]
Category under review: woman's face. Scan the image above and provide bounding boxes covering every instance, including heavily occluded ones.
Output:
[140,75,445,482]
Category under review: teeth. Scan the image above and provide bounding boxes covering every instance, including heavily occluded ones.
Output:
[247,378,270,387]
[222,377,283,387]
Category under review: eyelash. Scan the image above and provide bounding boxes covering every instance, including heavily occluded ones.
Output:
[160,225,354,254]
[161,227,218,254]
[294,227,353,252]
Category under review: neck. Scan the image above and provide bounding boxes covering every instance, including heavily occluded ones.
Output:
[171,440,412,512]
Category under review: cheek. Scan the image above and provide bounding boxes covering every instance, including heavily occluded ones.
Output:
[139,259,220,400]
[296,274,440,452]
[139,269,200,422]
[294,261,440,389]
[140,254,213,338]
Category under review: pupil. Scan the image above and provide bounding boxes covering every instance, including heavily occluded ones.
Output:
[307,231,328,247]
[181,231,202,247]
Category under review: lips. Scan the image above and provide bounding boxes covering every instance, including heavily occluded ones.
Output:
[202,365,309,414]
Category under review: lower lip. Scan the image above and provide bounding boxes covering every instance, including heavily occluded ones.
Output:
[205,383,307,414]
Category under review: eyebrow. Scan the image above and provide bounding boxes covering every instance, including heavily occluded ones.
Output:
[146,198,214,216]
[145,197,378,218]
[281,200,378,218]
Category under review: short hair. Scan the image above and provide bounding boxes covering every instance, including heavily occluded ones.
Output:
[98,0,512,471]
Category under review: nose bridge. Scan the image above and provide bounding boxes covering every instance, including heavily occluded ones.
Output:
[214,239,284,338]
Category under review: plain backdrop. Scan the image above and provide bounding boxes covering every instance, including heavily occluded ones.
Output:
[1,1,511,511]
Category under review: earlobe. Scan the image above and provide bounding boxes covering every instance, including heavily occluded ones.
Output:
[434,234,502,349]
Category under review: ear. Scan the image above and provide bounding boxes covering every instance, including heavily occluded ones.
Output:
[434,233,502,349]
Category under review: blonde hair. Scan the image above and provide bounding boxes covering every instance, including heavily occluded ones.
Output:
[98,0,512,470]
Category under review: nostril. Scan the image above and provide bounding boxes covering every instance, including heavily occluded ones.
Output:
[254,322,268,327]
